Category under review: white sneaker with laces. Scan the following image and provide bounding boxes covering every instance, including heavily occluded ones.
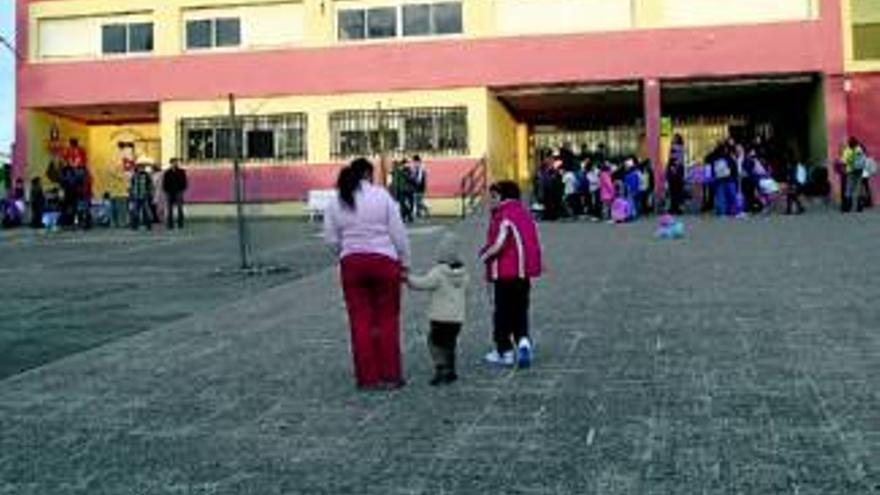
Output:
[485,350,515,367]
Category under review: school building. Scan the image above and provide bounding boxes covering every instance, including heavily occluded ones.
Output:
[12,0,880,214]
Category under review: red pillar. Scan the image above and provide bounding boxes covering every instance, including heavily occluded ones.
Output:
[643,78,663,200]
[12,0,29,181]
[824,74,849,201]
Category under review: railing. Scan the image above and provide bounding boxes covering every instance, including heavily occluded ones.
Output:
[460,157,488,219]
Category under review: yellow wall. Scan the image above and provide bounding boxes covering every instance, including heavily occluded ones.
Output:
[160,87,489,166]
[29,0,826,62]
[845,0,880,71]
[87,124,161,196]
[26,112,160,196]
[26,111,89,182]
[486,93,519,183]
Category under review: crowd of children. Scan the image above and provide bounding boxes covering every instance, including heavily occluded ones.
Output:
[531,133,875,223]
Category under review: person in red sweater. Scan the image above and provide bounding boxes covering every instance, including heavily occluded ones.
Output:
[479,181,543,368]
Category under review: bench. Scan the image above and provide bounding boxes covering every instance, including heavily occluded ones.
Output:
[306,189,337,222]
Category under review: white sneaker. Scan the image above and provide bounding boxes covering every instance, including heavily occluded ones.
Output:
[517,338,533,369]
[484,350,515,367]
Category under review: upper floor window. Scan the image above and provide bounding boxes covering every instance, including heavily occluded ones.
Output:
[403,3,462,36]
[102,22,154,54]
[337,2,462,42]
[186,17,241,50]
[329,107,468,159]
[179,113,307,163]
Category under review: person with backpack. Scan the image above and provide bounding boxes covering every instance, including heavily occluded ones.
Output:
[842,138,868,213]
[479,181,543,369]
[785,157,806,215]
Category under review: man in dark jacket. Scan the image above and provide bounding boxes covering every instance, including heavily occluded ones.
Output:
[162,158,188,229]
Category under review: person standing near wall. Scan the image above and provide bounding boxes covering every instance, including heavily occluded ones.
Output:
[411,155,430,220]
[162,158,188,229]
[324,158,411,390]
[129,163,154,231]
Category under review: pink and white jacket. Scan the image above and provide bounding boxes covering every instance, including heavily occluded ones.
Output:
[479,200,543,281]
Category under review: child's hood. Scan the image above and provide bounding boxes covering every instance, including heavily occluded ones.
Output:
[438,264,469,288]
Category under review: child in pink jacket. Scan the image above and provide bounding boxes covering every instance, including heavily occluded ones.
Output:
[479,181,543,369]
[599,165,615,220]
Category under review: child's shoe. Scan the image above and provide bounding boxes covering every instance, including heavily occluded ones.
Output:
[517,338,533,369]
[484,350,515,367]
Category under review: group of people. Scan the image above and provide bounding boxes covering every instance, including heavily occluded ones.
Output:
[532,133,875,223]
[535,144,657,223]
[126,159,189,231]
[0,142,189,233]
[324,157,542,389]
[389,155,429,223]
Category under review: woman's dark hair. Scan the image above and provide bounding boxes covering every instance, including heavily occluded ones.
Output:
[337,158,375,209]
[490,181,521,201]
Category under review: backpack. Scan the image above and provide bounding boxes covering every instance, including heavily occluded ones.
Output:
[714,159,731,180]
[796,164,808,185]
[863,158,877,177]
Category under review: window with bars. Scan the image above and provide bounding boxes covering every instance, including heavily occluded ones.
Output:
[329,107,468,159]
[178,113,307,163]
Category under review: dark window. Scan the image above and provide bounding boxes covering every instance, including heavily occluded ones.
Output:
[215,128,240,159]
[854,23,880,61]
[128,23,154,52]
[215,18,241,47]
[432,2,462,35]
[101,24,128,54]
[179,114,307,163]
[279,129,306,159]
[338,10,366,40]
[246,130,275,159]
[186,20,213,49]
[405,115,435,150]
[330,107,468,159]
[186,129,215,160]
[367,7,397,39]
[402,4,431,36]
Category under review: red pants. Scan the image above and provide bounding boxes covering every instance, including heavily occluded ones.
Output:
[340,253,403,387]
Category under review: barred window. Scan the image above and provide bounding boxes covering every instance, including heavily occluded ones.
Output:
[329,107,468,159]
[179,113,307,163]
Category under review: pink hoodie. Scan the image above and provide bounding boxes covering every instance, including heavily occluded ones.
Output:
[479,200,543,281]
[600,171,615,203]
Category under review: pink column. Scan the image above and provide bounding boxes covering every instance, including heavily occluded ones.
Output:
[643,78,663,200]
[824,74,849,201]
[12,0,29,181]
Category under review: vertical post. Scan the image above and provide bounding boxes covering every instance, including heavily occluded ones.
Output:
[377,101,388,188]
[229,93,250,270]
[824,75,849,202]
[643,78,663,205]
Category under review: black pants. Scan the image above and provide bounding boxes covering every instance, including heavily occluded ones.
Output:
[166,195,185,229]
[429,321,461,377]
[494,279,531,353]
[786,185,805,214]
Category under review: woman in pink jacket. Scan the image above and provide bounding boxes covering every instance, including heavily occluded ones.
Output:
[324,158,411,390]
[479,181,543,368]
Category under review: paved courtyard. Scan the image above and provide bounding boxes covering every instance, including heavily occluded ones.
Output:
[0,212,878,494]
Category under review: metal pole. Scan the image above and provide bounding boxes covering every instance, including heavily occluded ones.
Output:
[229,93,250,270]
[377,101,388,188]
